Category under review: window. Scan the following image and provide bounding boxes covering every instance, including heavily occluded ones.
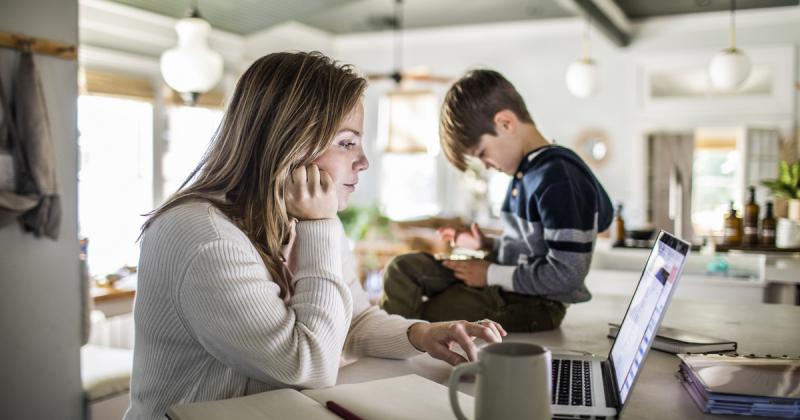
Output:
[691,132,739,236]
[377,90,441,220]
[379,153,440,220]
[690,126,781,237]
[78,69,225,277]
[78,95,153,276]
[162,105,223,198]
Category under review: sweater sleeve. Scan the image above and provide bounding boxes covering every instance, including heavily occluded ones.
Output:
[511,180,597,300]
[343,306,424,360]
[177,219,353,389]
[339,229,424,360]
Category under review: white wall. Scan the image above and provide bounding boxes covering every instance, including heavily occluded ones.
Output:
[332,7,800,226]
[0,0,83,418]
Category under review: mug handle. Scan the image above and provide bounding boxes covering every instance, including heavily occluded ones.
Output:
[448,361,480,420]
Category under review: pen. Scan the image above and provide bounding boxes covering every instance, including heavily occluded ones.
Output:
[325,400,363,420]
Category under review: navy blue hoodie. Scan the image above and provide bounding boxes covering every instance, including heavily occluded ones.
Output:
[490,145,613,303]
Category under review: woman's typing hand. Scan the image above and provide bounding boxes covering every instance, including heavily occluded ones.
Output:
[285,164,339,220]
[407,320,507,365]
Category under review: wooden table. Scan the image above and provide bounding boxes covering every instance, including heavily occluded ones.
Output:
[91,285,135,317]
[336,295,800,419]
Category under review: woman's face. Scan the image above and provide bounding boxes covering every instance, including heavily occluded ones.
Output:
[314,102,369,211]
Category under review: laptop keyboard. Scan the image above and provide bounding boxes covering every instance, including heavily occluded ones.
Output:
[552,359,593,407]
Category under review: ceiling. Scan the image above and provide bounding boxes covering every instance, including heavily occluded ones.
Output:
[105,0,799,36]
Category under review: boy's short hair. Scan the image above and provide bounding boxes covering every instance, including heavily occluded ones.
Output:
[439,70,534,171]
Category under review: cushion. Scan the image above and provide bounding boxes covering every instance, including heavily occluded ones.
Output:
[81,344,133,401]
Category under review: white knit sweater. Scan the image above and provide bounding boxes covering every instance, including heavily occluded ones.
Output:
[124,201,422,420]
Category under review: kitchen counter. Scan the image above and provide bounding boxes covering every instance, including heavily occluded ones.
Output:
[587,241,798,304]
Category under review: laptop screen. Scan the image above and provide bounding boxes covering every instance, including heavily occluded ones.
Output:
[608,231,690,405]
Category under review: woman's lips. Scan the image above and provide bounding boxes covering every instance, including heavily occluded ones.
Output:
[343,183,357,192]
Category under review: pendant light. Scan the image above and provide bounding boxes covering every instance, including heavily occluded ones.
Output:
[160,1,223,105]
[708,0,750,91]
[565,18,597,98]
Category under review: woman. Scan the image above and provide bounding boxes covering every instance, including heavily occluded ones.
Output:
[125,52,505,420]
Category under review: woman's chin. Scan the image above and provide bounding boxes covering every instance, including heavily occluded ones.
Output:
[337,196,350,211]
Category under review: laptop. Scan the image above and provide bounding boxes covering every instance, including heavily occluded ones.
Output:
[551,230,691,419]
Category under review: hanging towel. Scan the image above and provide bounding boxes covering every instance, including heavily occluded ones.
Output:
[0,65,38,227]
[12,50,62,239]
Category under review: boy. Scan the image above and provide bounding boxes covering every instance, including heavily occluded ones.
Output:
[379,69,613,332]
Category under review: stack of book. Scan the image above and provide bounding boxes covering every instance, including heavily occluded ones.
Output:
[677,354,800,418]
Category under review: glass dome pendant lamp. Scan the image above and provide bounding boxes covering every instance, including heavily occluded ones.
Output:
[160,0,223,105]
[708,0,751,91]
[565,18,598,99]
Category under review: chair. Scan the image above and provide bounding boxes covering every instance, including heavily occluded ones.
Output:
[81,310,134,420]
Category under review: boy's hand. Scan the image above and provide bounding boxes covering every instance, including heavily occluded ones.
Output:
[437,223,489,251]
[285,164,338,220]
[442,259,490,288]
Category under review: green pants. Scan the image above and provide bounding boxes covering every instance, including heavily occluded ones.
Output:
[379,252,566,333]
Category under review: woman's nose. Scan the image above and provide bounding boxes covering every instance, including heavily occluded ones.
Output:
[354,151,369,172]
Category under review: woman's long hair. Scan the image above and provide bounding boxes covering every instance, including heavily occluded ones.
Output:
[141,51,366,299]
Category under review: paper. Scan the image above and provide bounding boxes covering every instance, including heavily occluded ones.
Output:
[166,388,336,420]
[166,374,473,420]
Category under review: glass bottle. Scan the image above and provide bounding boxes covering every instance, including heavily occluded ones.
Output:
[743,186,760,246]
[612,203,626,247]
[761,201,776,247]
[723,201,742,246]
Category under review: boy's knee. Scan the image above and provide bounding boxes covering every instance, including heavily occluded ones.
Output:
[382,253,426,295]
[384,252,432,278]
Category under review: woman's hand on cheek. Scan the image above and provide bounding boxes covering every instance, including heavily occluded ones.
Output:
[285,164,339,220]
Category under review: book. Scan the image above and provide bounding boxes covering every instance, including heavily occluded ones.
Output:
[676,354,800,418]
[166,374,474,420]
[608,322,737,354]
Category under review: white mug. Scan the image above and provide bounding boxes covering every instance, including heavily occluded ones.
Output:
[449,342,552,420]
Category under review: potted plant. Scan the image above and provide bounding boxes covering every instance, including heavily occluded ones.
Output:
[338,203,391,242]
[761,160,800,221]
[761,160,800,248]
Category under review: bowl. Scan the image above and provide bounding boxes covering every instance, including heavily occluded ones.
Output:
[626,228,655,241]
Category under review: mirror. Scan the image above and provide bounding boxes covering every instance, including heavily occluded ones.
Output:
[575,129,610,167]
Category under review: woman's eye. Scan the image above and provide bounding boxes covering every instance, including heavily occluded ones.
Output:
[339,140,357,150]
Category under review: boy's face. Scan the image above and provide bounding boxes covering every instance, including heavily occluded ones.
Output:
[468,112,524,176]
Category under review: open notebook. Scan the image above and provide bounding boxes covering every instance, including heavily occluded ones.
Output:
[166,374,473,420]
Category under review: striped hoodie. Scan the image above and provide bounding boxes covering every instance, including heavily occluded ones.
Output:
[486,145,613,303]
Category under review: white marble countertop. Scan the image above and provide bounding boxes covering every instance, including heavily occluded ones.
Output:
[337,295,800,419]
